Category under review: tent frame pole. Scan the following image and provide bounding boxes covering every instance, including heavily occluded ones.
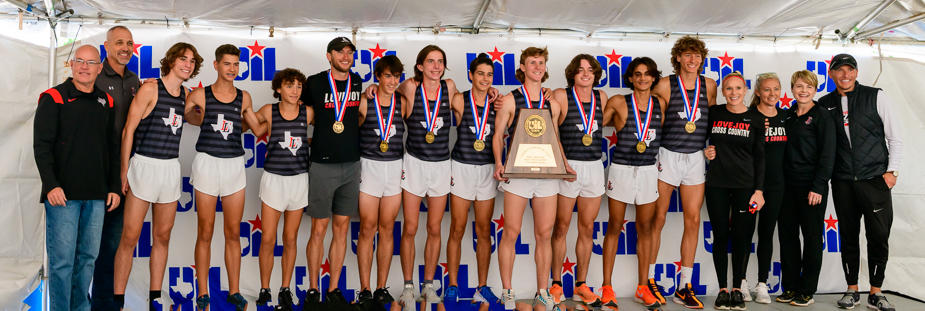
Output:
[471,0,491,34]
[856,12,925,38]
[837,0,896,42]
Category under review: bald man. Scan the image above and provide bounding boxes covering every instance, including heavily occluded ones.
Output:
[92,25,142,311]
[34,45,121,311]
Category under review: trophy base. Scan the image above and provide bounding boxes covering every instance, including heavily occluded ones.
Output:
[502,172,576,179]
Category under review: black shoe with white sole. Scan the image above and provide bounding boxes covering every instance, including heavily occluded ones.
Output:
[790,294,814,307]
[867,293,896,311]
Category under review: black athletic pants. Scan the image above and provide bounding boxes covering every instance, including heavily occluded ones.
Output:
[705,186,757,289]
[755,189,783,283]
[832,176,893,288]
[778,185,826,295]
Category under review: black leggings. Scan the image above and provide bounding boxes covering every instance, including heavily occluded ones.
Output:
[705,186,757,289]
[754,189,782,283]
[832,177,893,288]
[778,185,826,295]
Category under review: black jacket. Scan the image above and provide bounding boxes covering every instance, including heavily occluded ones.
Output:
[818,82,888,181]
[784,102,835,194]
[33,78,120,203]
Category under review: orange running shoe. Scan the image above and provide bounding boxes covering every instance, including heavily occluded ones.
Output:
[599,285,618,309]
[572,284,602,307]
[548,284,564,304]
[648,278,667,304]
[634,285,661,308]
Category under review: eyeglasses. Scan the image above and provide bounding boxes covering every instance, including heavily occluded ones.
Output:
[72,58,101,66]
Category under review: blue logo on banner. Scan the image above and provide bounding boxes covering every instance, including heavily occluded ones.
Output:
[99,44,159,79]
[241,214,283,257]
[806,57,837,93]
[703,51,751,89]
[475,214,530,255]
[168,266,241,311]
[768,261,783,294]
[824,214,841,253]
[653,262,707,296]
[350,220,401,255]
[703,221,756,253]
[466,47,520,86]
[236,41,278,81]
[244,133,268,168]
[592,220,637,255]
[353,43,405,83]
[596,49,634,89]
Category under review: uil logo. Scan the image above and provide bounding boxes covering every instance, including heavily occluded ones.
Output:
[595,49,634,88]
[703,51,751,89]
[805,56,838,92]
[525,114,546,137]
[349,220,401,255]
[99,43,159,79]
[466,47,520,86]
[236,40,279,81]
[240,214,283,257]
[824,214,841,253]
[168,266,241,310]
[243,133,268,168]
[353,43,405,83]
[653,262,707,296]
[592,220,637,255]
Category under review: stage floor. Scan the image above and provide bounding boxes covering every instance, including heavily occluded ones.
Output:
[501,292,922,310]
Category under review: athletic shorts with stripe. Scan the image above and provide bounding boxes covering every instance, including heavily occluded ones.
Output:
[126,154,182,203]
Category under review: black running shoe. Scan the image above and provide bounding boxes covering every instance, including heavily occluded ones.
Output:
[714,289,730,310]
[729,290,746,310]
[776,290,797,303]
[867,293,896,311]
[327,288,350,308]
[256,288,272,306]
[790,294,814,307]
[278,287,294,311]
[374,287,395,304]
[356,288,374,306]
[672,283,705,309]
[303,289,321,309]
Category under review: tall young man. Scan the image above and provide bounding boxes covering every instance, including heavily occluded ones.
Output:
[184,44,256,311]
[300,37,363,309]
[550,54,608,308]
[113,42,201,310]
[651,35,717,309]
[820,54,903,311]
[91,25,141,311]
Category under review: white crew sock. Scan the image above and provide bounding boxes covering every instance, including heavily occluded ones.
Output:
[648,264,656,279]
[680,266,694,287]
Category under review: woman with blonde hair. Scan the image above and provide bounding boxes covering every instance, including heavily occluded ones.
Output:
[703,71,765,310]
[776,70,835,307]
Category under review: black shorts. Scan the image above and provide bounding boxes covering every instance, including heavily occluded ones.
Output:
[306,161,360,218]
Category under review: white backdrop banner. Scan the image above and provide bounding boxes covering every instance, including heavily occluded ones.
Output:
[66,25,922,310]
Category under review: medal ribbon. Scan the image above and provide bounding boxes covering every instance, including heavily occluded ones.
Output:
[571,87,597,135]
[676,75,700,123]
[520,85,544,109]
[374,92,396,142]
[469,91,491,141]
[328,70,352,123]
[420,82,442,133]
[631,93,653,143]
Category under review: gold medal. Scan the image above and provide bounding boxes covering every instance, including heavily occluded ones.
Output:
[636,141,647,153]
[425,131,435,143]
[582,134,592,146]
[474,139,485,151]
[333,121,344,134]
[685,121,696,133]
[380,141,388,153]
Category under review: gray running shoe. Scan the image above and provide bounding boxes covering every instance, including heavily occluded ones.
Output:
[837,289,861,309]
[867,292,896,311]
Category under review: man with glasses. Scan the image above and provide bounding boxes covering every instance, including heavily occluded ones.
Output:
[34,45,122,311]
[91,25,142,311]
[300,37,363,308]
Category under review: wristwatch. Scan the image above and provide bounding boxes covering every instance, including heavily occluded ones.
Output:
[888,171,899,177]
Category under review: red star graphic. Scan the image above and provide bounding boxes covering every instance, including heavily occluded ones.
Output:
[824,55,834,66]
[605,49,622,66]
[493,214,505,231]
[439,263,449,276]
[488,47,505,63]
[247,40,267,58]
[674,261,683,273]
[256,132,269,144]
[605,130,619,147]
[133,43,143,56]
[718,52,735,68]
[321,258,331,276]
[369,43,387,59]
[778,93,794,109]
[248,214,262,232]
[621,220,629,232]
[824,214,839,231]
[561,257,577,275]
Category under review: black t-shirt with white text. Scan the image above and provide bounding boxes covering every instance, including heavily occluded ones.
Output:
[752,106,788,191]
[706,105,766,190]
[301,70,362,163]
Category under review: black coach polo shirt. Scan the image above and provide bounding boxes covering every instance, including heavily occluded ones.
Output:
[95,59,140,132]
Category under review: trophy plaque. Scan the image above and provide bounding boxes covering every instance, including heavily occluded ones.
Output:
[502,108,576,179]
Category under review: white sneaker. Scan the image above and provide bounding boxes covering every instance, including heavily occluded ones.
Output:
[740,279,752,302]
[534,289,555,311]
[754,282,771,304]
[399,284,417,308]
[502,288,517,310]
[421,283,442,303]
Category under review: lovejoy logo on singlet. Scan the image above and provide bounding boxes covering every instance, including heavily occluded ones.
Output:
[592,220,637,255]
[805,56,838,93]
[168,265,240,311]
[240,214,284,257]
[164,107,183,133]
[703,51,751,89]
[293,261,357,306]
[353,43,405,83]
[824,214,841,253]
[596,49,634,88]
[653,262,707,296]
[349,220,401,255]
[476,214,530,255]
[236,40,279,81]
[465,47,520,86]
[703,221,756,253]
[212,114,235,139]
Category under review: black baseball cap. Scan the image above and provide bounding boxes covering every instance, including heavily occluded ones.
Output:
[327,37,356,53]
[829,53,858,71]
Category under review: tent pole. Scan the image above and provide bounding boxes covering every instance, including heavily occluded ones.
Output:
[2,0,48,16]
[856,12,925,38]
[471,0,491,34]
[837,0,896,42]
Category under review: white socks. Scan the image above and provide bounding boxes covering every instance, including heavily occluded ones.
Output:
[679,266,694,286]
[648,264,656,279]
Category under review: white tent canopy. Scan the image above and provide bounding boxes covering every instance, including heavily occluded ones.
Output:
[2,0,925,41]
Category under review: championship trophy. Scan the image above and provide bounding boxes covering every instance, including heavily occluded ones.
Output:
[502,108,576,178]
